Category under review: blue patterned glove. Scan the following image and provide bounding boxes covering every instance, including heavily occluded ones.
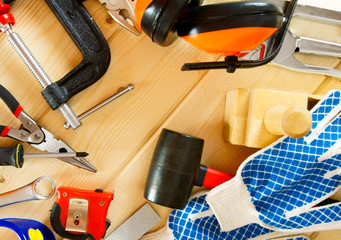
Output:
[141,191,310,240]
[206,90,341,232]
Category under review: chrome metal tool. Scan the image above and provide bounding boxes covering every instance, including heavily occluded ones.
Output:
[243,1,341,78]
[271,0,341,25]
[105,203,160,240]
[0,143,88,168]
[0,176,56,208]
[64,84,134,129]
[0,84,97,172]
[99,0,141,35]
[271,30,341,78]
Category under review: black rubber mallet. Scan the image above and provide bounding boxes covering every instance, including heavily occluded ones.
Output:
[144,129,233,209]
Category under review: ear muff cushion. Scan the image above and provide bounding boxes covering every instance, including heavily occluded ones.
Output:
[141,0,203,46]
[139,0,168,41]
[177,1,284,37]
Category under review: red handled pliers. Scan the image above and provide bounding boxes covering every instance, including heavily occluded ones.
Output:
[0,84,97,172]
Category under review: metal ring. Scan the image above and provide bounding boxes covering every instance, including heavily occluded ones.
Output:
[32,176,56,200]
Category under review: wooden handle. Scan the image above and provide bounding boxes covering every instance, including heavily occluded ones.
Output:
[264,106,312,138]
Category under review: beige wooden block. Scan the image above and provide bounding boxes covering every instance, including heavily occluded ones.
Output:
[245,89,314,148]
[223,88,324,148]
[264,106,312,138]
[223,88,251,145]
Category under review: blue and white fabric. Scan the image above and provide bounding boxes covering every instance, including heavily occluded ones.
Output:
[141,191,310,240]
[206,90,341,233]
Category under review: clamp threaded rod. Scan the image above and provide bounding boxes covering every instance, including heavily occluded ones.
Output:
[1,24,81,129]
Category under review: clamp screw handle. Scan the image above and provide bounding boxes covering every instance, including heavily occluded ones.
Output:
[0,1,10,15]
[0,1,14,27]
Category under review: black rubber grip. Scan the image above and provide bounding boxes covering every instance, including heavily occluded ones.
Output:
[3,0,15,4]
[0,126,7,136]
[177,2,283,37]
[0,84,20,114]
[0,144,24,168]
[41,0,111,110]
[195,165,207,187]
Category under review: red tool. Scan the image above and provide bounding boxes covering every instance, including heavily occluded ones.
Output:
[50,187,114,240]
[0,1,14,26]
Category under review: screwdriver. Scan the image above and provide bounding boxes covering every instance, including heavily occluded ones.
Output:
[0,144,88,168]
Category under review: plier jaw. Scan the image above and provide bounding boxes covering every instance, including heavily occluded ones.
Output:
[99,0,141,35]
[0,84,97,172]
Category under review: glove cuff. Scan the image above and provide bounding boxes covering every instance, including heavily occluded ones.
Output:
[206,177,260,231]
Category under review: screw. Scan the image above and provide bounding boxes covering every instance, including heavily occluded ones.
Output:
[62,192,67,197]
[106,15,114,24]
[99,201,104,206]
[0,176,5,183]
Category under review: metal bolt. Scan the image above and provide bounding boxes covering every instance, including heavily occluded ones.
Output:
[63,192,67,197]
[21,132,26,138]
[64,84,134,129]
[99,201,104,206]
[34,133,41,140]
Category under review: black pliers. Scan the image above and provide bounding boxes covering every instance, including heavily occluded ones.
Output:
[0,84,97,172]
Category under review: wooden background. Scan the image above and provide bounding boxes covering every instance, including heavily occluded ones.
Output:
[0,0,340,239]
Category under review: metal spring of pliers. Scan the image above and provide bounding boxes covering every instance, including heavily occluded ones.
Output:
[0,84,97,172]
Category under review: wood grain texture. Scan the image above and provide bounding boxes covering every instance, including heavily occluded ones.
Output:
[0,0,340,239]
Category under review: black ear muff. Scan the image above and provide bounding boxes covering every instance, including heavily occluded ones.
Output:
[140,0,203,47]
[177,1,283,36]
[176,1,283,55]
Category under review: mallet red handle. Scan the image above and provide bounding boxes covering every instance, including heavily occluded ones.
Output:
[195,165,234,189]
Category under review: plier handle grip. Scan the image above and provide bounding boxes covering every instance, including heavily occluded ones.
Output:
[0,84,97,172]
[0,85,44,144]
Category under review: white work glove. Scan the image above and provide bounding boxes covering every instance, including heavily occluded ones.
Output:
[142,191,311,240]
[206,90,341,233]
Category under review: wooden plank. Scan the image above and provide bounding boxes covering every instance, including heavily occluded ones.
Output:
[100,64,329,235]
[0,0,340,239]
